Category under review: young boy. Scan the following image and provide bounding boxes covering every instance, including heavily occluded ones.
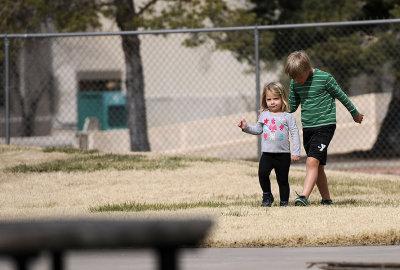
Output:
[285,50,364,206]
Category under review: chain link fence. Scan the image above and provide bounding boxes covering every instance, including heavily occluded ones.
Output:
[1,20,400,167]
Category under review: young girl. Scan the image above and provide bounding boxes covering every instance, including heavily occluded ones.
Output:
[238,82,301,206]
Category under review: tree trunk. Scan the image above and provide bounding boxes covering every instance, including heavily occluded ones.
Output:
[17,38,52,137]
[22,109,35,136]
[115,0,150,151]
[371,78,400,157]
[121,35,150,151]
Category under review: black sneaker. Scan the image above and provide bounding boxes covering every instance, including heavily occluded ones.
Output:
[294,192,309,206]
[261,192,274,207]
[280,201,289,206]
[321,199,333,205]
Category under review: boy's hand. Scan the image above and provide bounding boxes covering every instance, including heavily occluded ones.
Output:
[238,119,247,130]
[353,113,364,124]
[291,155,300,162]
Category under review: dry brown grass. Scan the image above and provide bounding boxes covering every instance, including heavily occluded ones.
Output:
[1,144,400,247]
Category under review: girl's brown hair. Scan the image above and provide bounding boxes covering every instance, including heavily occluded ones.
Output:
[261,82,289,112]
[285,50,312,79]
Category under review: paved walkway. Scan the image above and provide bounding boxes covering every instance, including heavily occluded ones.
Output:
[1,245,399,270]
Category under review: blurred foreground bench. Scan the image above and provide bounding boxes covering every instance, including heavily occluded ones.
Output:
[0,218,213,270]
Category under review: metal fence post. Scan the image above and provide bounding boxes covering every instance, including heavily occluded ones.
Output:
[254,25,261,160]
[4,35,10,144]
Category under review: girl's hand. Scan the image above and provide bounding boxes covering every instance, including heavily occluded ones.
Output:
[238,119,247,130]
[291,155,300,162]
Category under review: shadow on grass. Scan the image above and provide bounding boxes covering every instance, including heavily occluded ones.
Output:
[90,198,399,213]
[312,199,399,207]
[90,199,263,213]
[90,201,230,212]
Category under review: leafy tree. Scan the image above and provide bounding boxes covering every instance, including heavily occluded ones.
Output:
[363,6,400,155]
[1,0,256,150]
[3,0,398,156]
[98,0,257,151]
[246,0,400,158]
[0,0,101,136]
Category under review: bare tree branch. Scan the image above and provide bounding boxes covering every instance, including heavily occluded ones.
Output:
[137,0,158,16]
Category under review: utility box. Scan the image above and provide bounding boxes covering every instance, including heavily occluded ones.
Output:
[77,91,127,131]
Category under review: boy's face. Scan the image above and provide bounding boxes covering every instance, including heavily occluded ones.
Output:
[293,70,311,85]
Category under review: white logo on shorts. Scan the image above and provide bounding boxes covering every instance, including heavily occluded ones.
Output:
[318,144,326,152]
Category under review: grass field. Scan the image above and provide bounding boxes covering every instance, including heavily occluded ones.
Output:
[1,144,400,247]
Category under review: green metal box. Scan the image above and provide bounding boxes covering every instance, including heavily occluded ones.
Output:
[77,91,127,130]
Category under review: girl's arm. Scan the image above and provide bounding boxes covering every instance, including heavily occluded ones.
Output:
[238,112,265,135]
[238,118,263,135]
[242,121,263,135]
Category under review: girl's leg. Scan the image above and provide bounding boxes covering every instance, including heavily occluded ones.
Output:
[258,153,273,193]
[274,153,291,202]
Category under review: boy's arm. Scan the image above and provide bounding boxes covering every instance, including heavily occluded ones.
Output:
[326,75,359,117]
[288,114,301,157]
[288,80,301,113]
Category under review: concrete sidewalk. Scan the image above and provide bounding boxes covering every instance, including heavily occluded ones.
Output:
[180,246,400,269]
[2,245,398,270]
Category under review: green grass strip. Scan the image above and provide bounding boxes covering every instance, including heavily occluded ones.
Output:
[43,147,99,154]
[5,152,224,173]
[5,154,188,173]
[90,198,400,213]
[89,201,229,212]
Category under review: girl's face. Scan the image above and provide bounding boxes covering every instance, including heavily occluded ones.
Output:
[266,91,282,113]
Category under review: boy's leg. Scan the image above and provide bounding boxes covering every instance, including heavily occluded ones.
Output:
[302,157,320,198]
[301,124,336,199]
[316,165,331,200]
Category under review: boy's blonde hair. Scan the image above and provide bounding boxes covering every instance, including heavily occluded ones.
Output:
[261,82,289,112]
[285,50,312,79]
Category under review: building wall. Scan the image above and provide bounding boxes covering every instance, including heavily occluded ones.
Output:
[79,93,391,160]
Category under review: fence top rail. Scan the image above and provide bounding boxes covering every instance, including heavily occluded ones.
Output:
[1,19,400,39]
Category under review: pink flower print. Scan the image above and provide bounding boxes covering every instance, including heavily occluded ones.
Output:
[271,119,276,124]
[269,125,277,133]
[264,133,268,139]
[279,125,284,131]
[264,118,269,124]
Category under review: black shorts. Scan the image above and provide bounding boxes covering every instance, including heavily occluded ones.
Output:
[303,124,336,166]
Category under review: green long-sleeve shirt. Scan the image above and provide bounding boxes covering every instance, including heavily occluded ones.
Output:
[288,68,359,128]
